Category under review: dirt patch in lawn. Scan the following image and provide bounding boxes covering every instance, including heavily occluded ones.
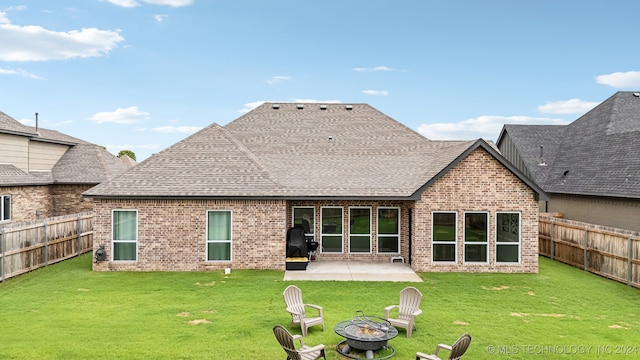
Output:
[177,312,190,317]
[454,320,469,326]
[188,319,211,325]
[482,285,510,291]
[195,281,216,286]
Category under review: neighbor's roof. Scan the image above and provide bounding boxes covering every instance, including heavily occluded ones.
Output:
[498,91,640,199]
[0,111,132,186]
[84,102,545,200]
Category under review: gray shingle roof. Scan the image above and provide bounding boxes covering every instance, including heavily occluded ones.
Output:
[0,111,131,186]
[0,111,38,137]
[85,102,543,199]
[499,91,640,199]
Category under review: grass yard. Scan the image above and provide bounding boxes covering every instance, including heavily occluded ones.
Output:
[0,255,639,359]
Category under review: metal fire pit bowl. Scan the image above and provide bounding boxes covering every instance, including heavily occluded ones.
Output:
[334,311,398,359]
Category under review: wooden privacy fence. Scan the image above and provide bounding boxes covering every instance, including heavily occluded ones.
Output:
[0,212,93,282]
[539,214,640,289]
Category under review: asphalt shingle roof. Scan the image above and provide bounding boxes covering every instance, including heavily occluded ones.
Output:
[0,111,131,186]
[499,91,640,199]
[85,103,485,198]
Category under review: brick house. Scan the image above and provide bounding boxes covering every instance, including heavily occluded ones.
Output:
[85,103,546,273]
[0,111,132,223]
[497,91,640,232]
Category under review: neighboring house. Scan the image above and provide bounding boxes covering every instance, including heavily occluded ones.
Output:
[84,103,546,273]
[0,111,133,223]
[497,91,640,232]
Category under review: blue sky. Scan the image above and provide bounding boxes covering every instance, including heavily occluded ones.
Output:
[2,0,639,161]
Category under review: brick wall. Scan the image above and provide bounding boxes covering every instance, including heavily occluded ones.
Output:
[287,200,412,263]
[412,148,539,273]
[50,184,95,216]
[1,185,53,222]
[92,198,288,271]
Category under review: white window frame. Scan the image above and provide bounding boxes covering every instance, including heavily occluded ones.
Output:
[463,211,489,263]
[377,207,400,254]
[432,211,457,263]
[320,206,343,254]
[0,195,10,222]
[348,206,372,254]
[111,209,138,262]
[496,212,521,263]
[206,210,233,262]
[292,206,315,241]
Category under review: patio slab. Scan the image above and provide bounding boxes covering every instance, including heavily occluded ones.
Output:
[283,261,423,282]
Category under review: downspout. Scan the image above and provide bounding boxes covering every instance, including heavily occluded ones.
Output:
[408,208,413,264]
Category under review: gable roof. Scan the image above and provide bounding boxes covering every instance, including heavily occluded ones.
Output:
[85,102,545,200]
[0,111,131,186]
[497,91,640,199]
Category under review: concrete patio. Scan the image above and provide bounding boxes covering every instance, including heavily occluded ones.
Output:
[284,261,423,282]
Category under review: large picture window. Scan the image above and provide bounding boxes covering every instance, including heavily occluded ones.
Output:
[321,207,343,253]
[293,207,315,241]
[433,212,456,262]
[112,210,137,261]
[378,207,400,253]
[349,207,371,253]
[464,212,488,263]
[1,195,10,221]
[207,210,232,261]
[496,212,520,263]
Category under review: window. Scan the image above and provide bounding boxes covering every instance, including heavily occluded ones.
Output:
[497,212,520,263]
[321,207,343,253]
[112,210,137,261]
[464,212,488,262]
[433,212,457,262]
[293,207,315,241]
[0,195,10,221]
[378,207,400,253]
[349,207,371,253]
[207,210,232,261]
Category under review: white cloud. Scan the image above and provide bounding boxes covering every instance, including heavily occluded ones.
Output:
[353,66,396,72]
[105,0,193,7]
[362,90,389,96]
[103,0,140,7]
[266,75,291,85]
[240,101,266,113]
[596,71,640,88]
[88,106,151,124]
[154,14,168,22]
[417,115,569,141]
[537,99,600,114]
[0,67,42,79]
[0,13,124,61]
[142,0,194,7]
[150,125,202,133]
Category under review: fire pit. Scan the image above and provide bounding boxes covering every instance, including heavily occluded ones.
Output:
[334,311,398,359]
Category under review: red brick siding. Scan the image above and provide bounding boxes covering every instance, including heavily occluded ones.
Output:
[92,198,288,271]
[412,148,539,273]
[287,200,412,263]
[1,185,52,222]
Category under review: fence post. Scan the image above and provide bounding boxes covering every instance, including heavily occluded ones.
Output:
[584,226,589,271]
[44,221,49,267]
[628,235,633,287]
[1,226,5,282]
[550,218,555,260]
[77,214,81,256]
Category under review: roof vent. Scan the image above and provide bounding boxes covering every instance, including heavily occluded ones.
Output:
[320,105,327,110]
[633,92,640,97]
[272,104,280,109]
[538,145,547,166]
[345,105,353,110]
[296,104,304,110]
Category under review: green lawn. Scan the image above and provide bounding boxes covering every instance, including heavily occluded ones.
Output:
[0,255,638,359]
